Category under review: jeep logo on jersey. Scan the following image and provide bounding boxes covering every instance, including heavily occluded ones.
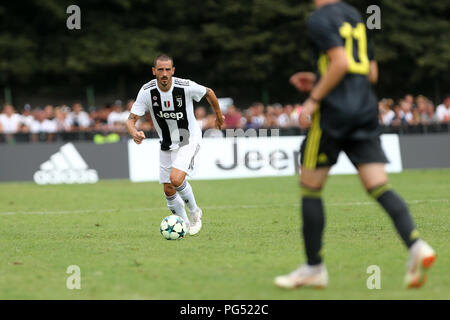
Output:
[33,143,99,185]
[156,110,184,120]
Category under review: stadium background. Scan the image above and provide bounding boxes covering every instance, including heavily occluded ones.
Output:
[0,0,449,301]
[1,0,449,107]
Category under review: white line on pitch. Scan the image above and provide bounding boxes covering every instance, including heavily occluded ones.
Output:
[0,199,447,216]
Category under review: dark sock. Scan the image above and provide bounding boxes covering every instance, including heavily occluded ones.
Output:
[369,184,420,248]
[301,185,325,265]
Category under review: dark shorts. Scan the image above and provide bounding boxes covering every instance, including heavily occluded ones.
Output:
[300,133,389,169]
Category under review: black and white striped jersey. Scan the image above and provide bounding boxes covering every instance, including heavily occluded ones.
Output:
[131,77,207,150]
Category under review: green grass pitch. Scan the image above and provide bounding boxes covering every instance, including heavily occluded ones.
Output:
[0,169,449,299]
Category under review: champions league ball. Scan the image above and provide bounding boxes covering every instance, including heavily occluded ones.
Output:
[160,215,188,240]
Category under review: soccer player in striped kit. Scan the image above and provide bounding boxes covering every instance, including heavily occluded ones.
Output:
[126,54,224,235]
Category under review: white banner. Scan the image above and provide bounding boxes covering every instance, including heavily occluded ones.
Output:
[128,135,402,182]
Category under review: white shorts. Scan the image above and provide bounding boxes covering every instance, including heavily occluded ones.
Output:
[159,142,201,184]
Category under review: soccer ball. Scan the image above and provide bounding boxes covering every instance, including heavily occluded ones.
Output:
[160,215,188,240]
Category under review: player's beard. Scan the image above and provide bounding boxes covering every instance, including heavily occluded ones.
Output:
[159,76,170,88]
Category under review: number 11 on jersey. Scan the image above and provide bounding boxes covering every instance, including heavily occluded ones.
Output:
[339,22,370,75]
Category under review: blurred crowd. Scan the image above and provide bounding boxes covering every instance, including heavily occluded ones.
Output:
[196,102,303,130]
[202,94,450,130]
[378,94,450,127]
[0,99,149,142]
[0,93,449,143]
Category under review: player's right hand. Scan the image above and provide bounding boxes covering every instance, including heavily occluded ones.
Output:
[133,131,146,144]
[299,109,312,129]
[290,72,316,93]
[299,98,317,129]
[215,114,225,129]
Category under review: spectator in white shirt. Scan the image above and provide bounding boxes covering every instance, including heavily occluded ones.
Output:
[400,99,415,124]
[272,104,287,128]
[378,99,395,126]
[276,105,291,128]
[19,104,34,133]
[0,104,21,143]
[107,100,126,132]
[421,101,439,124]
[30,109,57,142]
[436,95,450,123]
[54,106,71,132]
[405,94,416,110]
[65,102,91,131]
[0,104,21,134]
[43,104,55,121]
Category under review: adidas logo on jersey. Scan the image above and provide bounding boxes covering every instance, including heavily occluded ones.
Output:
[156,110,184,120]
[33,143,99,185]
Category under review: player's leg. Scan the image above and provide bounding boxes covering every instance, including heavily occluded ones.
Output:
[170,168,199,213]
[171,142,202,235]
[347,137,436,288]
[358,163,419,247]
[300,167,330,267]
[275,167,330,289]
[275,129,338,289]
[160,150,190,228]
[163,183,190,229]
[357,163,436,288]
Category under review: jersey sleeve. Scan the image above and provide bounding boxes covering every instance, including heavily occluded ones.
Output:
[189,81,207,102]
[307,12,344,52]
[131,87,149,116]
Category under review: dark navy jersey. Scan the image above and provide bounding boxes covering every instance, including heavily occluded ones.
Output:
[307,1,380,139]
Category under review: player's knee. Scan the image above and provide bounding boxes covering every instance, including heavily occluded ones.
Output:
[300,177,324,190]
[170,174,184,188]
[164,184,176,196]
[300,167,329,189]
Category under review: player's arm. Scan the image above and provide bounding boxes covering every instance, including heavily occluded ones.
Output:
[205,88,225,129]
[126,113,145,144]
[299,46,349,128]
[368,60,378,85]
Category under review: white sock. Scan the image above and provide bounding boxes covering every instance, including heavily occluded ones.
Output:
[175,180,198,213]
[165,193,190,227]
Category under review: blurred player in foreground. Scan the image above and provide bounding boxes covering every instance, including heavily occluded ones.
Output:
[275,0,435,289]
[126,54,224,235]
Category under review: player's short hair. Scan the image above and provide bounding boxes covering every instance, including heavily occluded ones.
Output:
[154,54,174,68]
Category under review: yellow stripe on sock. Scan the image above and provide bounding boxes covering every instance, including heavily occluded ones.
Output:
[318,248,324,259]
[301,186,322,199]
[410,229,420,242]
[369,184,392,200]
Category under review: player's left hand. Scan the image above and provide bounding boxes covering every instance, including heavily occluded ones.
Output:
[290,72,316,93]
[133,130,146,144]
[215,114,225,129]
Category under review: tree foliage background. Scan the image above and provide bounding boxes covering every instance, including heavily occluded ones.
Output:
[0,0,449,108]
